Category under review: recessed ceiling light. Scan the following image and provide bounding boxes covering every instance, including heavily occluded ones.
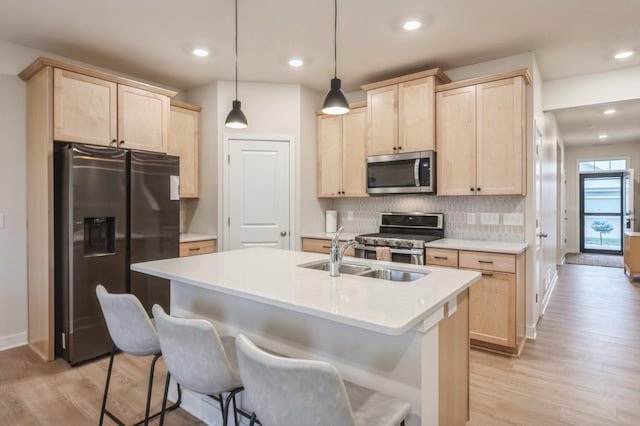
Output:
[603,109,616,115]
[288,58,304,67]
[403,20,421,31]
[598,134,609,140]
[614,50,634,60]
[192,48,209,57]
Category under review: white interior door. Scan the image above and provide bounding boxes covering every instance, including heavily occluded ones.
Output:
[227,139,291,250]
[533,128,542,324]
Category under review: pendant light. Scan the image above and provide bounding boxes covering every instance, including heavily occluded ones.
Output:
[225,0,248,129]
[321,0,349,115]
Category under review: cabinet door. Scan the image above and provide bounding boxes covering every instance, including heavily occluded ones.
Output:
[436,86,477,195]
[53,68,117,146]
[117,85,169,153]
[398,77,435,153]
[476,77,525,195]
[168,106,199,198]
[317,114,342,197]
[366,85,398,156]
[466,270,516,348]
[341,107,368,197]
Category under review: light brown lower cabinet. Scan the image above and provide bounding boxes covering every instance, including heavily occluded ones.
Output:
[300,237,355,257]
[427,247,526,355]
[180,239,216,257]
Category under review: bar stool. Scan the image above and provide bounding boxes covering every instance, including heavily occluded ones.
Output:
[152,304,245,426]
[95,284,181,426]
[235,334,411,426]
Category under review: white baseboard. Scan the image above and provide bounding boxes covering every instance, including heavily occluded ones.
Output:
[0,331,27,352]
[526,325,537,340]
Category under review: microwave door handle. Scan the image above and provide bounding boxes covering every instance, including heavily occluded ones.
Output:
[414,159,420,186]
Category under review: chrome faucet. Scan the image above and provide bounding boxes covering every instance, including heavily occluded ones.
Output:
[329,226,359,277]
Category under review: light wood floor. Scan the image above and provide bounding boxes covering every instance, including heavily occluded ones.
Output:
[0,263,638,425]
[468,264,640,425]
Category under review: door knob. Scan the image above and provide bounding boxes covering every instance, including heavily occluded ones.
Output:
[537,232,548,238]
[280,231,287,237]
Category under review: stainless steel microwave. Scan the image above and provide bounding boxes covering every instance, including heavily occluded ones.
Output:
[366,150,436,195]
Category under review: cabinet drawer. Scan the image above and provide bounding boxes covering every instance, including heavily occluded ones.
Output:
[459,250,515,273]
[425,248,458,268]
[180,240,216,257]
[301,238,355,257]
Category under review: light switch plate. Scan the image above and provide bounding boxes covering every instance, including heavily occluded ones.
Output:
[0,213,4,229]
[503,213,524,226]
[480,212,500,225]
[467,213,476,225]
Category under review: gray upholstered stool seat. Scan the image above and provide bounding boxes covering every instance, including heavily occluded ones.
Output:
[152,304,244,426]
[95,284,181,426]
[235,333,411,426]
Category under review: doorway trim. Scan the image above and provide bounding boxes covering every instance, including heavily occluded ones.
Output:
[221,133,297,252]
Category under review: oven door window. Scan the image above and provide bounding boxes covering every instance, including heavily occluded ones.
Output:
[368,159,417,189]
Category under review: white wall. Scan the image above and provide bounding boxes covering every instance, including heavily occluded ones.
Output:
[564,141,640,253]
[0,75,28,350]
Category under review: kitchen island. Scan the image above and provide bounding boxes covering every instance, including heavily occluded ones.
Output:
[131,247,480,426]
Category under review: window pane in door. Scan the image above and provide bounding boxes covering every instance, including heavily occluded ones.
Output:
[583,215,621,251]
[583,177,621,213]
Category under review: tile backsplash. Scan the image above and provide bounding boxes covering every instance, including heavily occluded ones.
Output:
[333,195,526,242]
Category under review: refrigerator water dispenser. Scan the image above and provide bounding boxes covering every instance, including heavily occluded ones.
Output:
[84,217,115,256]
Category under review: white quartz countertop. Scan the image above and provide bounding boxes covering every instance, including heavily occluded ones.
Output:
[300,232,358,241]
[131,247,479,336]
[425,238,527,254]
[180,233,217,243]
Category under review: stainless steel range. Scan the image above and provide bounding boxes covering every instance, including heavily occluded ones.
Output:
[355,212,444,264]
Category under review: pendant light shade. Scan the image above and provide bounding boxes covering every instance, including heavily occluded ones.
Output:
[225,0,248,129]
[321,0,349,115]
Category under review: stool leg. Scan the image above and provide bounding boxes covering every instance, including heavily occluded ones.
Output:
[249,413,257,426]
[159,372,171,426]
[99,345,117,426]
[142,353,161,425]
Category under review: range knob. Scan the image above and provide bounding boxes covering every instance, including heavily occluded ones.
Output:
[372,239,379,245]
[383,240,390,246]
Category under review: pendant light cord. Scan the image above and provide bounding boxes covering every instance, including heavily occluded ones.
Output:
[333,0,337,78]
[235,0,239,101]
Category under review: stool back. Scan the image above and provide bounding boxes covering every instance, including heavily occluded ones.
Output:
[235,334,356,426]
[152,304,241,395]
[95,284,160,356]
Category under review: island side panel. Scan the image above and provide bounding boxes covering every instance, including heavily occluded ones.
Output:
[171,279,426,425]
[438,289,470,425]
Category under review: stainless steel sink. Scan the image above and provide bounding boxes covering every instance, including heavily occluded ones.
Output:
[299,260,371,275]
[298,260,428,282]
[357,268,427,282]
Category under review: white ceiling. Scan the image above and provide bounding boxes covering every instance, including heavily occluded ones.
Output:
[1,0,639,145]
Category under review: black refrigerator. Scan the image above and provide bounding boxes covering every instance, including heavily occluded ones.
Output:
[54,143,179,365]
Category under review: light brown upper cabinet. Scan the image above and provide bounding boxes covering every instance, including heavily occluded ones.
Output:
[42,59,173,153]
[317,104,368,198]
[436,69,531,196]
[361,69,450,156]
[168,101,201,198]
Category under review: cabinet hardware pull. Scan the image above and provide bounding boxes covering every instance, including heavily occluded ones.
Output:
[434,256,448,260]
[477,187,481,191]
[189,247,200,251]
[478,260,493,264]
[392,147,397,150]
[120,140,125,144]
[398,146,402,150]
[322,245,332,249]
[111,139,117,144]
[470,188,475,191]
[481,272,494,277]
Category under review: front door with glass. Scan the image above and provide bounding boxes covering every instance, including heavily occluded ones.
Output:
[580,172,623,254]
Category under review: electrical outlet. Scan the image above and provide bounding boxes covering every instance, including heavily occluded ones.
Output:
[346,211,354,221]
[480,212,500,225]
[467,213,476,225]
